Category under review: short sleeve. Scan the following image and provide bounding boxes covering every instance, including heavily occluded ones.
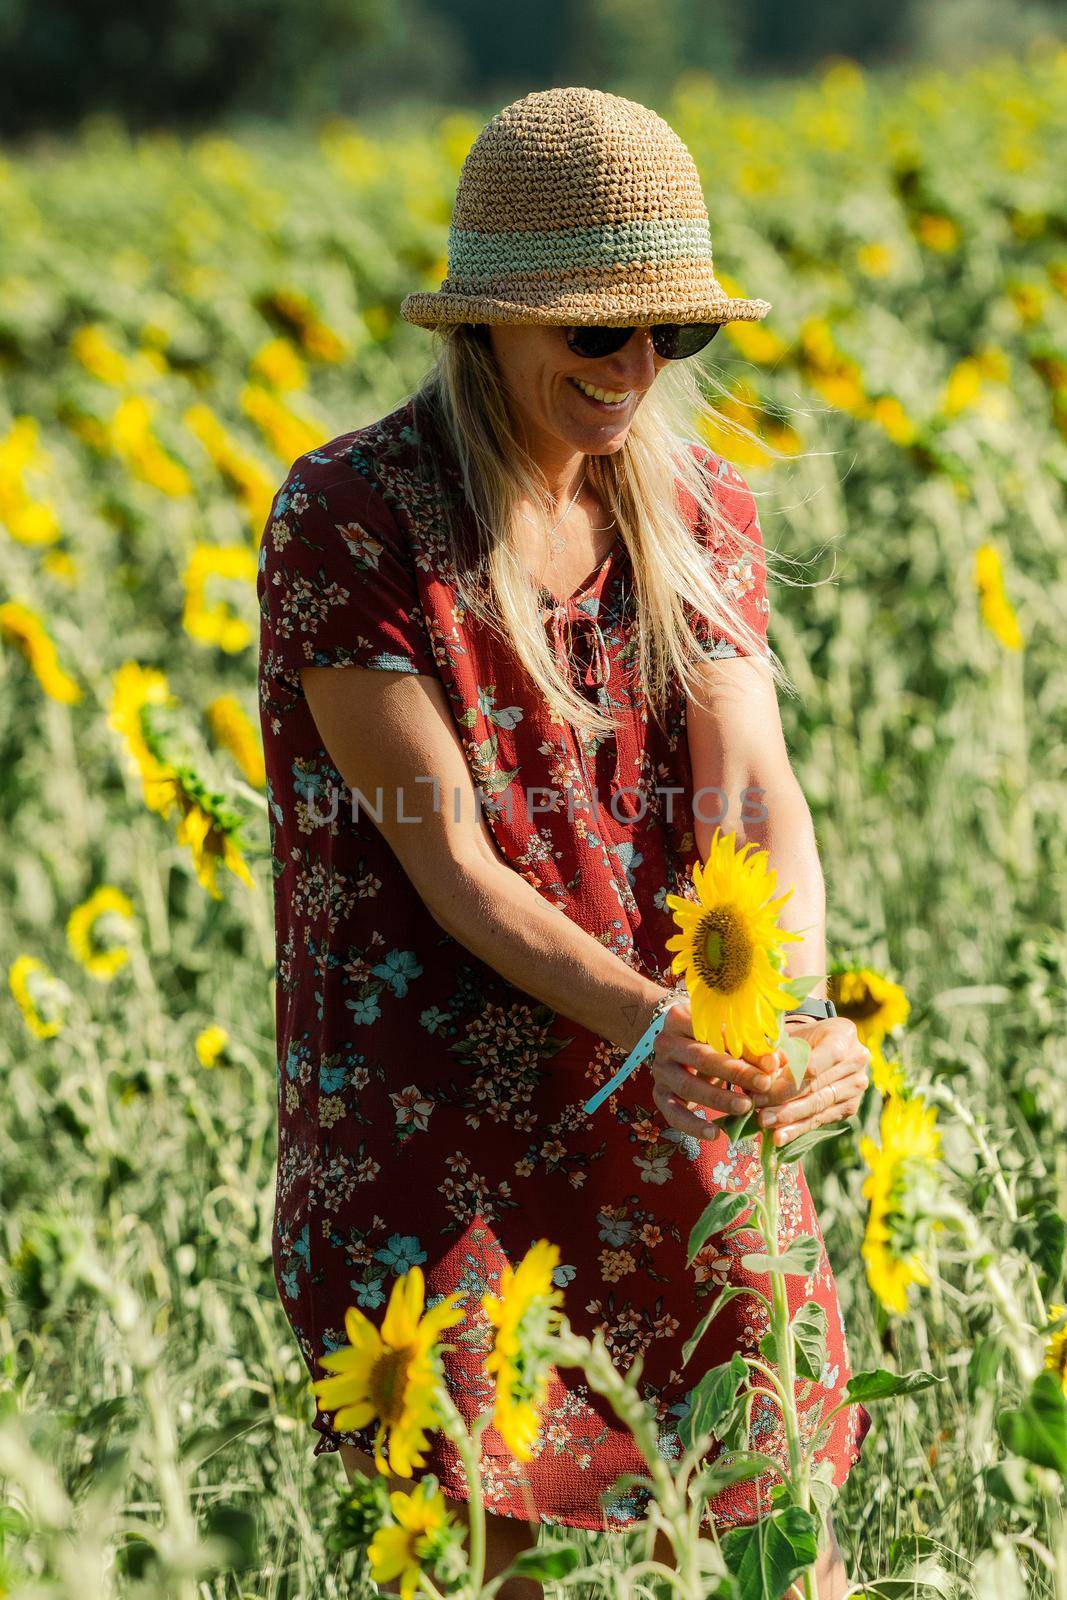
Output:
[257,452,438,714]
[684,444,771,659]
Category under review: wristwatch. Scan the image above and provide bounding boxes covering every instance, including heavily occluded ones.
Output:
[785,997,838,1022]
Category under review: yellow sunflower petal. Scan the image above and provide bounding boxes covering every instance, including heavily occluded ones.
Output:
[381,1265,425,1347]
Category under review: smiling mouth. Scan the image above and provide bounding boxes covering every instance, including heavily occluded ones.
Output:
[567,375,634,410]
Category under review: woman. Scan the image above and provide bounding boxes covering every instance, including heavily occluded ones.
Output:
[257,87,872,1598]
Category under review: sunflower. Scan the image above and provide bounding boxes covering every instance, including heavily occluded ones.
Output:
[973,542,1024,651]
[870,1047,906,1098]
[367,1479,455,1600]
[664,828,803,1060]
[1043,1303,1067,1399]
[195,1024,229,1068]
[312,1265,465,1478]
[206,693,266,787]
[9,954,69,1040]
[829,965,910,1054]
[859,1093,942,1315]
[480,1240,566,1462]
[66,886,135,981]
[0,600,82,704]
[181,544,257,653]
[108,662,181,818]
[174,796,255,898]
[109,664,254,897]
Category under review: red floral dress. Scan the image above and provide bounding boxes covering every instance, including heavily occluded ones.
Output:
[256,394,872,1533]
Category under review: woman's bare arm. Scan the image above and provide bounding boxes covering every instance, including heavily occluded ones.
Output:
[686,656,873,1144]
[686,655,828,997]
[301,663,668,1054]
[300,662,787,1129]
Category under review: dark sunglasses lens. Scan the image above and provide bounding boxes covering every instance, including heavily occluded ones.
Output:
[565,325,633,359]
[653,323,723,359]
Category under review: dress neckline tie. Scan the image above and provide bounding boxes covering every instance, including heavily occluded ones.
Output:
[541,591,625,797]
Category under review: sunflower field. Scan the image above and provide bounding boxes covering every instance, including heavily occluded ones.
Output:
[2,40,1067,1600]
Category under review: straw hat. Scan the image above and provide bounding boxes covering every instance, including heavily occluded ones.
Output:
[400,86,771,330]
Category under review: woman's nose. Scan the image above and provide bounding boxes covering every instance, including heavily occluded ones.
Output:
[598,330,659,390]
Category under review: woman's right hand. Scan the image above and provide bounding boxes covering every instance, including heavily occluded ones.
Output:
[649,991,783,1140]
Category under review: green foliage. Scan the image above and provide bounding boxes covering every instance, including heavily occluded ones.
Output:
[1,48,1066,1597]
[998,1372,1067,1476]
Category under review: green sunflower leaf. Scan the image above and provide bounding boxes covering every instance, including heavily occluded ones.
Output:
[741,1234,822,1277]
[687,1190,754,1265]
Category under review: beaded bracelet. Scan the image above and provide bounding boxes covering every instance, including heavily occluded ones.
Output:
[582,984,688,1115]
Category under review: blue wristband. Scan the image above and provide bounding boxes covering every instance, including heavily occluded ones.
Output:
[582,1002,677,1115]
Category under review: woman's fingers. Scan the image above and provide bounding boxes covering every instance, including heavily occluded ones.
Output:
[658,996,787,1091]
[651,1082,725,1140]
[756,1069,868,1145]
[752,1018,872,1128]
[646,1004,872,1146]
[661,1031,782,1095]
[652,1058,754,1116]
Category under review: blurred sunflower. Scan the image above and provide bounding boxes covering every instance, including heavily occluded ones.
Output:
[973,543,1024,651]
[109,664,254,896]
[175,792,255,898]
[870,1050,906,1098]
[207,694,266,787]
[107,395,192,497]
[108,662,181,817]
[183,402,276,533]
[860,1092,942,1315]
[66,887,135,981]
[367,1480,455,1600]
[71,323,130,385]
[665,828,802,1060]
[828,966,910,1055]
[195,1024,230,1069]
[1043,1303,1067,1399]
[9,955,69,1040]
[0,417,61,546]
[182,545,257,654]
[0,601,82,704]
[250,336,307,393]
[312,1265,465,1477]
[914,213,960,252]
[481,1239,565,1461]
[240,382,322,465]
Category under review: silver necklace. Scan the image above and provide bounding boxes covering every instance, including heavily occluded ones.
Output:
[518,464,617,576]
[520,467,588,559]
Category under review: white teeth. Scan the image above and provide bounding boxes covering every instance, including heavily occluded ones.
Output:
[572,376,632,404]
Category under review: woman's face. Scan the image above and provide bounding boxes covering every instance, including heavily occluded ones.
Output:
[485,323,666,462]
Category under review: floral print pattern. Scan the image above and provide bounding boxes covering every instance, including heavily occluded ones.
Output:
[257,395,872,1532]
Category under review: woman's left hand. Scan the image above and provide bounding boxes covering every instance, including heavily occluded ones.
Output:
[749,1016,871,1148]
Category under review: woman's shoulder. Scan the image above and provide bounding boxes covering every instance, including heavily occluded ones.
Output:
[682,440,759,538]
[686,440,757,522]
[276,396,422,515]
[257,396,440,691]
[260,399,431,615]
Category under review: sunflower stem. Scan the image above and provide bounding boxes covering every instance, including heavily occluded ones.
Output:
[759,1128,818,1600]
[433,1388,489,1599]
[937,1204,1042,1383]
[554,1326,704,1598]
[739,1353,792,1412]
[922,1080,1048,1327]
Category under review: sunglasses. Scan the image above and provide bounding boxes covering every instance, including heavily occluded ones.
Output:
[564,322,723,361]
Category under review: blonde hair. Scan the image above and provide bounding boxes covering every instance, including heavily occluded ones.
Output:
[407,322,798,742]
